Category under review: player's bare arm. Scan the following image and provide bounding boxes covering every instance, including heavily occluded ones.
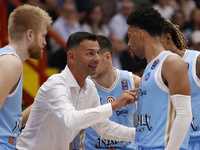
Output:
[161,54,192,150]
[0,55,22,110]
[162,54,190,95]
[21,104,33,127]
[111,88,141,111]
[196,54,200,79]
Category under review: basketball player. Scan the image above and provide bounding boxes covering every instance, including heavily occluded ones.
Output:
[0,4,52,149]
[160,20,200,150]
[127,6,192,150]
[79,35,140,150]
[16,32,140,150]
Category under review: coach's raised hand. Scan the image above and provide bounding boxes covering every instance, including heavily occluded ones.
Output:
[111,88,141,111]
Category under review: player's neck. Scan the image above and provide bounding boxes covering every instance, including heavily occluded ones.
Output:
[144,39,165,64]
[175,48,186,58]
[95,68,117,89]
[8,41,29,62]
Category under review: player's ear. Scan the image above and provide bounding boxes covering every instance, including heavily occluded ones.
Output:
[139,29,144,39]
[105,52,111,61]
[26,29,34,41]
[166,33,172,44]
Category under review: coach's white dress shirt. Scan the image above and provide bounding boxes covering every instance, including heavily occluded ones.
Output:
[16,65,135,150]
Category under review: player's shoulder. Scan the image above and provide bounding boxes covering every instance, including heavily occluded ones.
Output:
[0,54,22,71]
[162,53,188,75]
[118,68,139,79]
[117,68,130,75]
[164,53,184,66]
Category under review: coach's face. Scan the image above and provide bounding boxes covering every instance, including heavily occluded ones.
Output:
[74,40,100,78]
[90,51,109,79]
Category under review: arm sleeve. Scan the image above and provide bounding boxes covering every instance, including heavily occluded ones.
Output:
[165,94,192,150]
[44,84,113,132]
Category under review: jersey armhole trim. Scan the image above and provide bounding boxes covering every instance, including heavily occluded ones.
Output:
[192,52,200,87]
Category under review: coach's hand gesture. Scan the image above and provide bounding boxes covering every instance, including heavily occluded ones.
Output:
[111,88,141,111]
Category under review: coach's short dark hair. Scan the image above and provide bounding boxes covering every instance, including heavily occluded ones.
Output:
[66,32,97,52]
[127,6,165,37]
[97,35,113,55]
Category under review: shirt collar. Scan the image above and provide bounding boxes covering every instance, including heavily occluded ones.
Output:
[62,65,88,90]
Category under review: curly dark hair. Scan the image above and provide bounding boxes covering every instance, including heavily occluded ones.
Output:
[127,6,165,37]
[162,20,188,50]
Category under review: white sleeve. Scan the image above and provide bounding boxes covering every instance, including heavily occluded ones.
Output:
[44,84,113,132]
[165,94,192,150]
[92,118,135,141]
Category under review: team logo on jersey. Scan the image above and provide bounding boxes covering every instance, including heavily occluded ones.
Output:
[145,72,150,81]
[121,78,128,90]
[139,86,147,97]
[151,59,160,69]
[136,114,152,131]
[191,117,199,131]
[106,96,115,103]
[186,62,189,70]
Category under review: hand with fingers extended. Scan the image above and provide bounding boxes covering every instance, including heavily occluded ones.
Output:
[111,88,141,111]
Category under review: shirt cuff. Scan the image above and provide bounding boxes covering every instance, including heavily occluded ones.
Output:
[98,103,113,119]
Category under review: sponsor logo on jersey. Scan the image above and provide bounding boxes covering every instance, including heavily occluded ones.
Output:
[96,137,131,148]
[106,96,115,103]
[8,136,15,145]
[151,59,160,69]
[145,72,150,81]
[96,137,118,148]
[121,78,128,90]
[116,106,129,116]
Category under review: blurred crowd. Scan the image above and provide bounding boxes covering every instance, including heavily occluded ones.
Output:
[8,0,200,76]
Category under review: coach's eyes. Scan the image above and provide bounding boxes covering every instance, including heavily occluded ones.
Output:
[87,52,92,55]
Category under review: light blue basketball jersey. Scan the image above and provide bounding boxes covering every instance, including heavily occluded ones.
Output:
[136,51,189,150]
[0,46,23,149]
[80,69,137,150]
[183,50,200,141]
